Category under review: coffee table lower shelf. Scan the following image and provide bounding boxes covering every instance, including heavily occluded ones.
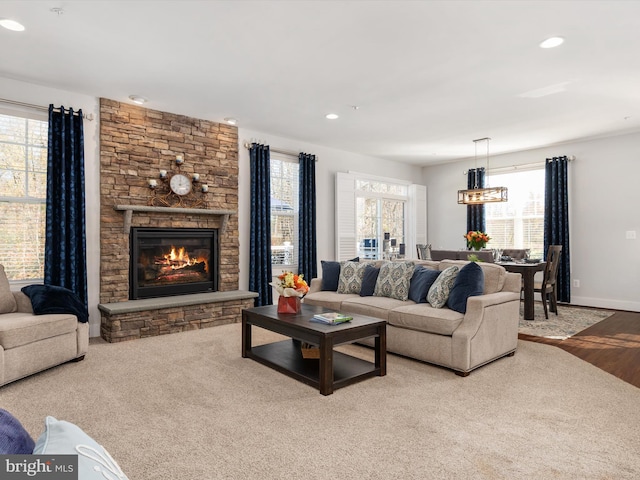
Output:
[248,340,380,393]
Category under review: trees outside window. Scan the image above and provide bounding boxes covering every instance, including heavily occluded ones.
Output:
[485,169,545,258]
[270,156,299,268]
[0,112,48,281]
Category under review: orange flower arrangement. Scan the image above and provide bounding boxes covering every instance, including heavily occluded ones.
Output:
[271,271,309,297]
[464,230,491,251]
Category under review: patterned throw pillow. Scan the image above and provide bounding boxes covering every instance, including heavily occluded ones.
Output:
[374,261,416,301]
[427,265,460,308]
[337,261,369,294]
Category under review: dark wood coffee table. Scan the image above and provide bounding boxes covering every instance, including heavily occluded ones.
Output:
[242,304,386,395]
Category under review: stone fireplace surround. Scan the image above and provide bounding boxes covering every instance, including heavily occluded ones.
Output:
[98,99,256,342]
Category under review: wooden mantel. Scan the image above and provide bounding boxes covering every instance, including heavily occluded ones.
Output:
[113,205,236,234]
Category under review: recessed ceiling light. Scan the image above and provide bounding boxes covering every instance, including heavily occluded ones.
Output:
[0,18,25,31]
[325,113,339,120]
[539,36,564,49]
[224,117,237,125]
[128,95,147,105]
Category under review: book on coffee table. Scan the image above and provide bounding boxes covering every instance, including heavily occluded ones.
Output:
[310,312,353,324]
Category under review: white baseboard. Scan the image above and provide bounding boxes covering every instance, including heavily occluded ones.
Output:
[570,296,640,313]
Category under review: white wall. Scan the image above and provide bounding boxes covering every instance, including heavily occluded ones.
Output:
[1,77,102,336]
[423,132,640,312]
[237,128,424,291]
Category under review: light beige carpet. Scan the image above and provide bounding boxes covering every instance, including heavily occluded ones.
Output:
[1,323,639,480]
[518,303,613,339]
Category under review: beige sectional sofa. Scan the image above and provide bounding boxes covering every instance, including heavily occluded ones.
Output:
[304,260,521,376]
[0,266,89,387]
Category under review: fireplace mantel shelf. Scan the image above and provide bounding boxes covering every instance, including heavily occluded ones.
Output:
[114,205,236,234]
[98,290,258,315]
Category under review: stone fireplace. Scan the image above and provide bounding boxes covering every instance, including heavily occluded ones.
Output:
[98,99,256,342]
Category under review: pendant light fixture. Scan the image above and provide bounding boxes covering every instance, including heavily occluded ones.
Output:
[457,137,508,204]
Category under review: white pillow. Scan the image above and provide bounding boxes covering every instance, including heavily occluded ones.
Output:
[33,416,129,480]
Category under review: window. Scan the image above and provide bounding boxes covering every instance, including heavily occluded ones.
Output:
[355,179,407,259]
[0,112,48,281]
[485,169,545,258]
[270,156,299,268]
[335,172,426,261]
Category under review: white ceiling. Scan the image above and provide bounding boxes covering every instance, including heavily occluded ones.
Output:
[1,0,639,165]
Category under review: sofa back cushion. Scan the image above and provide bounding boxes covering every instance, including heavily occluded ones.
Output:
[0,265,18,314]
[439,260,506,294]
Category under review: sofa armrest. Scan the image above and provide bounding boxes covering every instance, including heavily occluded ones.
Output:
[308,278,323,294]
[452,291,520,344]
[451,291,521,371]
[12,291,33,314]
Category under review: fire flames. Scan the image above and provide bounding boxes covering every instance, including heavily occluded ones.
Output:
[158,246,208,272]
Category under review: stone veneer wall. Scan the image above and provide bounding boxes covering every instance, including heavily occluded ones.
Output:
[99,98,252,341]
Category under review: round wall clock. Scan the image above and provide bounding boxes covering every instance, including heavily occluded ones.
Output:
[169,174,192,196]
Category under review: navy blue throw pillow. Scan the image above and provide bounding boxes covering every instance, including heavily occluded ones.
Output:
[0,409,35,454]
[321,257,359,291]
[359,265,380,297]
[408,266,441,303]
[21,284,89,323]
[447,262,485,313]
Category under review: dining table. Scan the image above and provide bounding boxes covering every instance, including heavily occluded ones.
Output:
[496,261,546,320]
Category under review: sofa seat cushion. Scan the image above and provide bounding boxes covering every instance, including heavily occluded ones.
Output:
[0,312,78,349]
[389,304,464,336]
[341,296,411,321]
[303,292,360,311]
[439,260,506,294]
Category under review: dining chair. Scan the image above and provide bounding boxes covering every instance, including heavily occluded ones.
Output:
[502,248,529,260]
[416,244,430,260]
[534,245,563,319]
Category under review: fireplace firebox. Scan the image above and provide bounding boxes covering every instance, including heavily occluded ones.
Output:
[130,227,219,299]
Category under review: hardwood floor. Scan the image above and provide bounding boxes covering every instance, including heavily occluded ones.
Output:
[519,310,640,389]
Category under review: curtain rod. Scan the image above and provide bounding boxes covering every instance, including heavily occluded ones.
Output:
[0,98,94,121]
[463,156,575,175]
[243,141,318,161]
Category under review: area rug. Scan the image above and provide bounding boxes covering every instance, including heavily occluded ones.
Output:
[518,303,614,339]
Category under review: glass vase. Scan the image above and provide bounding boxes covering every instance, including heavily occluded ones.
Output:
[277,296,301,314]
